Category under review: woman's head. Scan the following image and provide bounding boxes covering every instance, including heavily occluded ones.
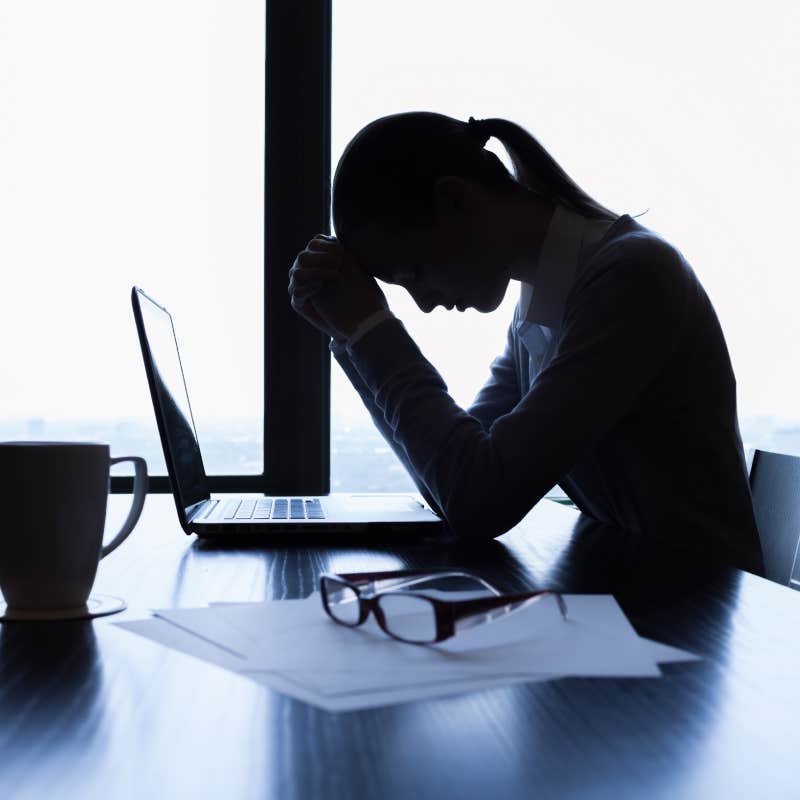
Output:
[332,112,614,313]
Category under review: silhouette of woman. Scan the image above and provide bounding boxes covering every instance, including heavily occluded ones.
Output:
[288,112,763,575]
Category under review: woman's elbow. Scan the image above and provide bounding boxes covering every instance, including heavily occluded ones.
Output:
[443,504,518,542]
[441,483,543,541]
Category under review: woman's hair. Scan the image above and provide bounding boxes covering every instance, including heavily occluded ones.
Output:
[332,111,615,243]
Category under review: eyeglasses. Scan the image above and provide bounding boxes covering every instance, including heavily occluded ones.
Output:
[320,569,568,645]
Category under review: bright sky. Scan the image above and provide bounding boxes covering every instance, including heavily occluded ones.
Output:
[0,1,264,425]
[1,1,798,438]
[332,0,800,424]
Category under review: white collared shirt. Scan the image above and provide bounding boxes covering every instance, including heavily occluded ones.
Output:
[517,205,615,376]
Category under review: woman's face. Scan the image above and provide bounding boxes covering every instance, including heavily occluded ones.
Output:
[347,211,511,315]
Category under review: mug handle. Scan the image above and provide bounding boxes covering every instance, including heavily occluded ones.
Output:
[101,456,149,559]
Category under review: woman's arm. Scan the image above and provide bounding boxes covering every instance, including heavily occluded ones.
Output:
[467,312,522,431]
[332,308,523,518]
[341,251,690,540]
[331,337,446,519]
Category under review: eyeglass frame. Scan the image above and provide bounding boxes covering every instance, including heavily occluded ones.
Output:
[319,569,569,645]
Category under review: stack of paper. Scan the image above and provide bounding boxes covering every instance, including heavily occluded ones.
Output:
[115,593,699,712]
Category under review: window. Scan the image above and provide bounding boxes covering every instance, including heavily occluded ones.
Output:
[331,0,800,493]
[1,1,333,495]
[4,2,797,498]
[0,1,265,480]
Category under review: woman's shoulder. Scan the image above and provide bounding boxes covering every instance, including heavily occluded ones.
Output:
[580,214,699,293]
[598,214,685,260]
[561,215,708,328]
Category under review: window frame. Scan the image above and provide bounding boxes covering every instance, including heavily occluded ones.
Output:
[112,0,332,495]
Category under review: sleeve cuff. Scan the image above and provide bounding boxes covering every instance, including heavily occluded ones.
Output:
[329,310,400,357]
[328,310,399,359]
[346,309,397,348]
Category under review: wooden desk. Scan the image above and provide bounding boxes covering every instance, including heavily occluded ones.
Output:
[1,495,798,800]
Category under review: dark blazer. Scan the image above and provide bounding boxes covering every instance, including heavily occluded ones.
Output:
[334,213,763,576]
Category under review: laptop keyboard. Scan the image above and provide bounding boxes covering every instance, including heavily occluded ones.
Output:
[221,498,325,521]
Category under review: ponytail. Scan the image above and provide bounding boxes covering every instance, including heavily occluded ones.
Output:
[332,111,614,243]
[473,117,615,220]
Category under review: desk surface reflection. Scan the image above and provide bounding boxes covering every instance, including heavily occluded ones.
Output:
[1,495,798,800]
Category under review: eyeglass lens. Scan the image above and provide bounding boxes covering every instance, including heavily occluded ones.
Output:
[377,594,437,643]
[322,578,361,625]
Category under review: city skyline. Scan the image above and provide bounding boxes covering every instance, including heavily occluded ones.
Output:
[3,412,798,495]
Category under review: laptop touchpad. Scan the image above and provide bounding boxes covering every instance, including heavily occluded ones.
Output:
[344,494,423,513]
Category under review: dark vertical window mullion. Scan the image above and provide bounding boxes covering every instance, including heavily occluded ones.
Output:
[113,2,330,496]
[263,0,332,496]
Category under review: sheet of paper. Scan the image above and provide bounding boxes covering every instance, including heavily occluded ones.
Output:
[117,593,700,712]
[113,618,553,712]
[241,635,699,698]
[120,610,697,678]
[243,670,553,713]
[208,594,700,666]
[155,594,666,679]
[645,640,702,664]
[248,667,555,697]
[153,602,309,658]
[115,618,247,672]
[247,594,658,676]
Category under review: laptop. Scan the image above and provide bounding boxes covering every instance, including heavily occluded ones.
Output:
[131,286,444,537]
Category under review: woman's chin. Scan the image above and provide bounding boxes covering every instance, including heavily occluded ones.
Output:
[476,293,506,313]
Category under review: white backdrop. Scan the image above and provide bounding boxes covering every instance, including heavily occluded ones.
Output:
[332,1,800,439]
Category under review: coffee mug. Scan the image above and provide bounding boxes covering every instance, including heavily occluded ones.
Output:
[0,442,148,612]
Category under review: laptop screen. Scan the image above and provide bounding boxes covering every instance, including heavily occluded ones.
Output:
[133,288,209,515]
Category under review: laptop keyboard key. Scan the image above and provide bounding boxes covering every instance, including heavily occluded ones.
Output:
[235,500,257,520]
[305,499,325,519]
[272,499,288,519]
[223,501,241,520]
[254,499,272,519]
[290,499,305,519]
[223,497,322,522]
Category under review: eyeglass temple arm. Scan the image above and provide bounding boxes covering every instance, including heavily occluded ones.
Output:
[450,590,568,633]
[334,570,500,595]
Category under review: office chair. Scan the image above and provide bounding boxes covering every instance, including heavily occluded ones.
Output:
[749,449,800,589]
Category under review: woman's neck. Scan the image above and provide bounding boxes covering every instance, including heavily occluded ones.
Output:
[498,193,556,283]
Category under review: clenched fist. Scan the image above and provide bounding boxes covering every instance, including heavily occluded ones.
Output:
[288,234,389,342]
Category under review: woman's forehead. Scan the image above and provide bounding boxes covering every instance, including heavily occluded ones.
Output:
[347,223,410,281]
[347,220,395,251]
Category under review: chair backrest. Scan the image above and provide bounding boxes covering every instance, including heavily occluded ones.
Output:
[749,449,800,588]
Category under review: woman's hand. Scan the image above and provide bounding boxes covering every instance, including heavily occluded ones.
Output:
[288,235,344,339]
[289,234,388,341]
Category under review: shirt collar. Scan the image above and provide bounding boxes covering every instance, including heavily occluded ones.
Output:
[519,204,587,329]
